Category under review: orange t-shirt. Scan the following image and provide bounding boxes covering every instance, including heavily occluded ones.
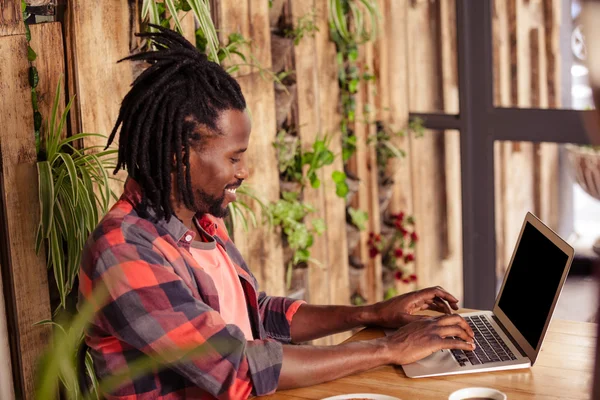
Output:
[188,241,254,341]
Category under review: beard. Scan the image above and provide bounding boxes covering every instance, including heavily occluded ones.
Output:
[195,189,230,218]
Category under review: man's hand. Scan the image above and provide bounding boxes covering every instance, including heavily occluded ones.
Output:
[379,314,476,365]
[369,286,461,328]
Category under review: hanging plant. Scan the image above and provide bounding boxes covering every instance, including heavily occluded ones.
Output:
[35,78,118,309]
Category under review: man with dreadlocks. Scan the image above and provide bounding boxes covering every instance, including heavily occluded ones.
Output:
[79,26,475,399]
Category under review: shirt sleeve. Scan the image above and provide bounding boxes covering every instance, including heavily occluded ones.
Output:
[91,242,283,398]
[257,291,305,344]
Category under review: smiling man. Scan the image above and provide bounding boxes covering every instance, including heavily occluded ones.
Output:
[78,27,475,400]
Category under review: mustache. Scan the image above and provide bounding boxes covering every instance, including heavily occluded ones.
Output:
[225,180,243,190]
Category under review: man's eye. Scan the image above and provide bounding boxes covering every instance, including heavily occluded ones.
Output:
[230,158,240,163]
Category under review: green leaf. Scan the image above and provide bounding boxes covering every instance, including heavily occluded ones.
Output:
[48,77,63,154]
[27,45,37,61]
[141,0,152,19]
[37,161,54,238]
[348,207,369,231]
[49,224,66,306]
[332,170,346,183]
[31,88,38,111]
[35,224,43,254]
[34,111,42,131]
[308,172,320,189]
[28,66,39,88]
[57,153,78,206]
[312,218,326,235]
[164,0,184,33]
[384,287,398,300]
[188,0,219,63]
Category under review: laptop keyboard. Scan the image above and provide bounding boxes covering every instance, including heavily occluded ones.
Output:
[450,315,517,366]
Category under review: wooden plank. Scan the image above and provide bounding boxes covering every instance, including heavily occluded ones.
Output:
[493,0,510,278]
[0,0,25,36]
[407,0,446,292]
[535,0,560,232]
[314,0,350,344]
[213,0,251,75]
[376,0,415,297]
[439,0,463,300]
[0,34,52,400]
[70,1,133,200]
[63,0,81,136]
[0,264,14,400]
[178,8,197,44]
[30,23,65,140]
[384,0,413,236]
[497,0,536,277]
[347,30,382,303]
[233,74,285,298]
[290,0,332,346]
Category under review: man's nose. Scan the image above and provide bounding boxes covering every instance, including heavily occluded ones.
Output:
[235,162,249,181]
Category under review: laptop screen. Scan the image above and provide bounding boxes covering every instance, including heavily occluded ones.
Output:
[497,221,569,349]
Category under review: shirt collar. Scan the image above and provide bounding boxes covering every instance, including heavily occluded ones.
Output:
[122,178,217,243]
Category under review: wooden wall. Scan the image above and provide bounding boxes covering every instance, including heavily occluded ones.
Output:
[0,7,55,399]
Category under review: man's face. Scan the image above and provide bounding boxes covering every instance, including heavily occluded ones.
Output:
[187,109,251,218]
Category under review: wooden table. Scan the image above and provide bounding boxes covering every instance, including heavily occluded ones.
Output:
[265,313,598,400]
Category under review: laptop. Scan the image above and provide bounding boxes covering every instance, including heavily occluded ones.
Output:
[400,212,574,378]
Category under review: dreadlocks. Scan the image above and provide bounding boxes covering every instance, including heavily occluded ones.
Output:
[106,25,246,221]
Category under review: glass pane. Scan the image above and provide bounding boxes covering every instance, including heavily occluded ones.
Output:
[494,139,600,322]
[492,0,596,111]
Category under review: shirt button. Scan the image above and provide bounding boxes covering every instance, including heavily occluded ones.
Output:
[185,234,193,242]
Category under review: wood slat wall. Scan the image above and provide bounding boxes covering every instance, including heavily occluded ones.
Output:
[314,0,351,345]
[215,0,286,298]
[68,1,133,200]
[403,0,463,298]
[290,0,332,323]
[0,27,53,400]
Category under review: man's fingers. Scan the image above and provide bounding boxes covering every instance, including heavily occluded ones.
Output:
[424,299,449,314]
[433,297,453,314]
[427,287,460,310]
[435,315,475,338]
[440,338,477,352]
[436,326,473,343]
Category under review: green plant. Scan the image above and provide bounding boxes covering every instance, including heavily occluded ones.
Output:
[285,9,320,45]
[348,207,368,231]
[36,78,118,309]
[142,0,220,63]
[329,0,380,46]
[367,117,424,170]
[273,131,349,198]
[269,192,325,288]
[198,32,251,73]
[329,0,379,163]
[226,183,272,233]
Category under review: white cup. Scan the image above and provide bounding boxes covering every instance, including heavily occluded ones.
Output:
[448,387,507,400]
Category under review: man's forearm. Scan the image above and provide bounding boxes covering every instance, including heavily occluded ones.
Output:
[278,339,389,390]
[289,304,379,343]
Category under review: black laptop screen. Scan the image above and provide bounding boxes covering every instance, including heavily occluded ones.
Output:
[497,221,569,349]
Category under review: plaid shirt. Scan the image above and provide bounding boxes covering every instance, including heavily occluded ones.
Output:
[78,179,304,399]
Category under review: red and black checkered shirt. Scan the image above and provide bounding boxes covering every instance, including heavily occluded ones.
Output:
[78,179,304,399]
